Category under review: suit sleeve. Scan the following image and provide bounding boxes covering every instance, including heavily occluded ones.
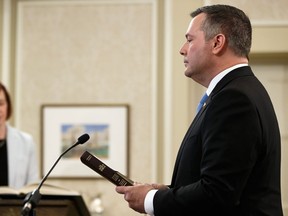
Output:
[153,89,261,215]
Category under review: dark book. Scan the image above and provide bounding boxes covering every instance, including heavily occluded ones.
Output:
[80,151,133,186]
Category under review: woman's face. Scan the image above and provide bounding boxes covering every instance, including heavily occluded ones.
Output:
[0,90,8,126]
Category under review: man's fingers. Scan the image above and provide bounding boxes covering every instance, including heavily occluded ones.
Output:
[115,186,127,194]
[151,183,169,190]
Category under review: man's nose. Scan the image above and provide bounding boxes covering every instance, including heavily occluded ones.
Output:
[179,43,186,56]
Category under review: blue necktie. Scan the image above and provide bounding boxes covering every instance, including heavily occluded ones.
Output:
[196,93,208,113]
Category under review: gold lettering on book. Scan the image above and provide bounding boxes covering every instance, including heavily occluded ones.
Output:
[99,164,106,172]
[119,179,128,186]
[112,174,120,182]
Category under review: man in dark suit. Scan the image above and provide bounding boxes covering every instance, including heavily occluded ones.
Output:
[116,4,283,216]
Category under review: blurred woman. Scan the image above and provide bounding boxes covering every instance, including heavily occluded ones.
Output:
[0,82,38,189]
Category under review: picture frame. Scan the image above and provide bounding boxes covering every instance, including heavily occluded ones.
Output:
[41,104,129,179]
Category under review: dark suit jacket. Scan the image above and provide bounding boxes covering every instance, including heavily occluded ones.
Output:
[154,66,283,216]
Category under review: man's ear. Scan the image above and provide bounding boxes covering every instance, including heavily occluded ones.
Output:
[212,34,226,54]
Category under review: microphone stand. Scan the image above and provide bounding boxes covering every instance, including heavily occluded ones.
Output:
[21,189,41,216]
[20,133,90,216]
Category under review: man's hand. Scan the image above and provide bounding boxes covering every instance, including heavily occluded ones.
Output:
[151,183,169,190]
[115,183,154,213]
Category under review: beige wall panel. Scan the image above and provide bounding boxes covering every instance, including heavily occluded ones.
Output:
[252,27,288,53]
[15,1,156,215]
[0,0,3,78]
[282,136,288,215]
[205,0,288,24]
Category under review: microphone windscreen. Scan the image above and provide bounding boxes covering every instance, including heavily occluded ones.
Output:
[78,133,90,144]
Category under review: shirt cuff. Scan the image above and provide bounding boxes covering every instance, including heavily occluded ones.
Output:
[144,189,158,216]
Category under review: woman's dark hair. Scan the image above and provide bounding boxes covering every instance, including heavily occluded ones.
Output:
[0,82,12,120]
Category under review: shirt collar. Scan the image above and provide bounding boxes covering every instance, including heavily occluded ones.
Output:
[206,63,248,96]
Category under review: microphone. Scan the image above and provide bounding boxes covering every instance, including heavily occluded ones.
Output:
[21,133,90,216]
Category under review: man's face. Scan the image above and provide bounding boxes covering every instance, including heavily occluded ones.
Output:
[0,90,8,126]
[179,13,213,84]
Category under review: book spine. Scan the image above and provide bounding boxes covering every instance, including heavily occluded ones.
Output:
[81,151,133,186]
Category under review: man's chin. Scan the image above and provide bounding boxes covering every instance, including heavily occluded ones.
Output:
[184,70,192,78]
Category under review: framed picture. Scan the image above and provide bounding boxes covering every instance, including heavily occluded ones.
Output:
[41,104,129,178]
